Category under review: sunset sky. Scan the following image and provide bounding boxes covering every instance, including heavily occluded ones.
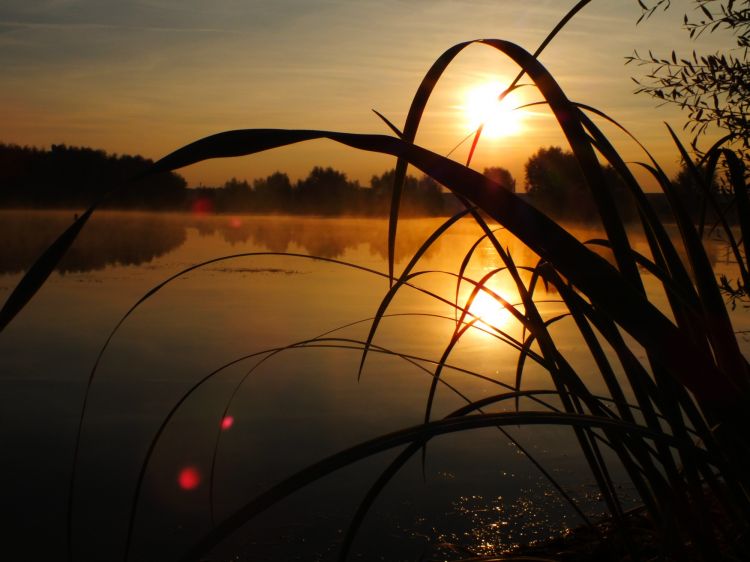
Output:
[0,1,733,189]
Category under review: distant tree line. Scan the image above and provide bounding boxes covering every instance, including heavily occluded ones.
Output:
[1,142,710,222]
[0,143,187,209]
[198,167,445,216]
[522,145,727,222]
[523,146,634,222]
[0,144,445,216]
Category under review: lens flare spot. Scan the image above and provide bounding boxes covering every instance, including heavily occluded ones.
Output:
[178,466,201,490]
[228,216,242,228]
[191,197,213,215]
[220,415,234,430]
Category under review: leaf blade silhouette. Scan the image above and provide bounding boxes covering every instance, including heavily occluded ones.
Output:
[0,207,93,333]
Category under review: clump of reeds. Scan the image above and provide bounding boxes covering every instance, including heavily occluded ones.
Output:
[2,1,750,561]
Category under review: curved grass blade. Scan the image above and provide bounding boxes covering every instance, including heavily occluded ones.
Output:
[69,250,402,561]
[338,388,595,562]
[177,412,714,562]
[386,40,474,284]
[393,0,593,283]
[0,208,93,333]
[126,335,561,561]
[513,314,569,412]
[71,250,488,561]
[454,228,502,326]
[358,208,471,377]
[465,0,593,165]
[371,109,404,138]
[424,267,527,428]
[91,253,556,558]
[721,149,750,283]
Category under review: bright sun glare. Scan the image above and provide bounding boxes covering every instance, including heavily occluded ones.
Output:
[468,289,514,333]
[462,81,524,139]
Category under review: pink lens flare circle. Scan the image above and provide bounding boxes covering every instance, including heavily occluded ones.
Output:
[178,466,201,490]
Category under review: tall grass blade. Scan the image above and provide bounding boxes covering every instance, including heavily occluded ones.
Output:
[665,125,750,389]
[358,208,471,377]
[721,149,750,282]
[513,314,568,412]
[339,390,597,562]
[371,109,404,138]
[387,41,472,284]
[454,230,498,325]
[0,208,92,333]
[465,0,593,165]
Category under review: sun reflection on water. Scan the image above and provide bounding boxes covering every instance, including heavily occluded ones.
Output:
[466,286,516,334]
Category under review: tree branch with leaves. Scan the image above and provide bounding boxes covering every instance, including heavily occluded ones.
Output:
[628,1,749,161]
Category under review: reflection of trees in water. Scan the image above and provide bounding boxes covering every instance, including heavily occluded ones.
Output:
[3,211,723,283]
[193,215,446,261]
[2,212,448,275]
[0,211,186,274]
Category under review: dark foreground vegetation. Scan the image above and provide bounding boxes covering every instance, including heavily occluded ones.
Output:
[2,1,750,561]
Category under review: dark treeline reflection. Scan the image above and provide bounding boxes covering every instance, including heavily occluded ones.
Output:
[191,213,445,260]
[2,210,726,277]
[0,211,187,274]
[0,211,447,274]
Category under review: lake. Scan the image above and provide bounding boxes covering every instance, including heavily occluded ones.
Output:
[2,210,748,561]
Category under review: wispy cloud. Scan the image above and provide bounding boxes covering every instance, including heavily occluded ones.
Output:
[0,19,241,33]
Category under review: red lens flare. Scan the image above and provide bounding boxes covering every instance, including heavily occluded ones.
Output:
[221,415,234,430]
[191,197,213,215]
[178,466,201,490]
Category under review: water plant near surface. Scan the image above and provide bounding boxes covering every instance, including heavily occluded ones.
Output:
[3,2,750,561]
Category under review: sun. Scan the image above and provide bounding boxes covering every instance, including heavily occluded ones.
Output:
[461,81,524,139]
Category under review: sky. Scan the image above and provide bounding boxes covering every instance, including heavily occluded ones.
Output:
[0,0,735,189]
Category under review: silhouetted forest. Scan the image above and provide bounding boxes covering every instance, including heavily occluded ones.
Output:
[0,144,445,216]
[521,146,733,223]
[0,211,187,274]
[197,167,445,216]
[0,143,188,209]
[2,143,711,222]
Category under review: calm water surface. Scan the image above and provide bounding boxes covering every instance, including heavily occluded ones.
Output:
[2,210,748,561]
